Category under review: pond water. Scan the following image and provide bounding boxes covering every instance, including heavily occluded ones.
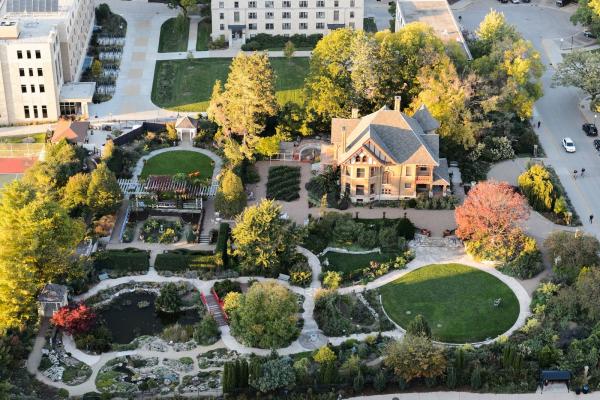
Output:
[98,292,201,344]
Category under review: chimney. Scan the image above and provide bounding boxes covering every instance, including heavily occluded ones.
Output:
[394,96,401,112]
[341,126,347,154]
[351,108,359,119]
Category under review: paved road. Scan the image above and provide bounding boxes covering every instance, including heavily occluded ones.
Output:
[457,0,600,237]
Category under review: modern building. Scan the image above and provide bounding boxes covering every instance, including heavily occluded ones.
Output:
[395,0,471,59]
[211,0,364,44]
[0,0,95,125]
[321,96,450,203]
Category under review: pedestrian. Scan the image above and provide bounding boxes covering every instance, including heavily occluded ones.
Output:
[537,121,541,129]
[574,169,578,179]
[582,168,586,177]
[591,214,594,224]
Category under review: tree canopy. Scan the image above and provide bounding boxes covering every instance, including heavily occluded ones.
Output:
[384,334,447,382]
[214,169,247,218]
[229,281,299,348]
[553,50,600,107]
[545,231,600,283]
[86,163,123,216]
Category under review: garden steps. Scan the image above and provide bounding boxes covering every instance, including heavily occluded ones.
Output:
[203,293,228,326]
[198,234,211,244]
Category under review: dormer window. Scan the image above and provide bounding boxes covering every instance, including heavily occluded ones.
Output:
[355,155,360,162]
[362,155,367,162]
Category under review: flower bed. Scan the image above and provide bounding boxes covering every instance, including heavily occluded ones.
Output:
[154,249,220,272]
[140,218,183,243]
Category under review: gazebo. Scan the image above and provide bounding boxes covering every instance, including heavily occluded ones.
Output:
[37,283,68,318]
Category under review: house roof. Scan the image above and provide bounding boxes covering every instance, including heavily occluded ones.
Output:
[413,104,440,132]
[51,119,89,143]
[0,157,36,174]
[332,106,440,166]
[433,158,450,186]
[175,116,199,130]
[38,283,67,303]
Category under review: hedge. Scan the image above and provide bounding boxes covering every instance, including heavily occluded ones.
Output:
[93,249,150,272]
[241,33,322,50]
[216,222,230,268]
[266,166,301,201]
[154,249,220,272]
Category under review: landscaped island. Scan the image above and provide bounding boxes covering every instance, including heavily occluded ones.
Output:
[379,263,520,343]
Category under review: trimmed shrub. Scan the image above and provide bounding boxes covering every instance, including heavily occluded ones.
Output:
[396,217,416,240]
[289,259,313,287]
[213,279,242,298]
[154,249,218,272]
[216,222,230,268]
[241,33,322,50]
[93,248,149,272]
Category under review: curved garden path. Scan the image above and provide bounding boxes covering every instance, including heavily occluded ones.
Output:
[30,245,532,395]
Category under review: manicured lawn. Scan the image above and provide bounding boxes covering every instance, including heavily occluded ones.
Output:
[151,57,309,111]
[140,151,214,180]
[322,251,400,275]
[196,20,211,51]
[158,17,190,53]
[379,264,520,343]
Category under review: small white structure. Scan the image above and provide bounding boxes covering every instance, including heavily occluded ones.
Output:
[175,116,199,142]
[37,284,68,318]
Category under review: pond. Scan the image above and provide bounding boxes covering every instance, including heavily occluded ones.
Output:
[98,292,201,344]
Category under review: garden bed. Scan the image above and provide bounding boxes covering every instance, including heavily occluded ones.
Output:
[314,292,378,336]
[266,165,301,201]
[154,249,221,272]
[379,263,520,343]
[240,33,321,50]
[93,248,150,275]
[139,218,183,243]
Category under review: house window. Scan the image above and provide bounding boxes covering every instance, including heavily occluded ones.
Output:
[345,183,350,194]
[265,23,274,30]
[404,183,411,189]
[282,11,291,18]
[334,0,339,6]
[283,0,291,6]
[299,22,308,29]
[299,11,308,18]
[234,1,239,6]
[26,50,31,59]
[419,166,428,172]
[349,22,355,28]
[24,106,30,119]
[299,0,308,6]
[370,167,377,176]
[19,68,25,77]
[383,171,391,184]
[37,68,43,76]
[350,11,354,18]
[17,50,23,59]
[249,0,257,6]
[345,166,350,176]
[350,0,354,5]
[33,105,38,118]
[219,1,224,7]
[220,24,225,30]
[29,68,34,76]
[248,12,257,19]
[370,184,375,195]
[265,0,274,6]
[405,166,412,176]
[42,105,48,118]
[282,22,291,30]
[333,10,339,20]
[266,11,274,18]
[316,11,325,18]
[356,168,365,178]
[249,23,257,30]
[220,12,224,19]
[35,50,41,59]
[316,22,325,29]
[316,0,324,5]
[39,84,45,93]
[30,85,35,93]
[383,188,391,195]
[355,185,365,195]
[21,85,27,93]
[234,11,240,22]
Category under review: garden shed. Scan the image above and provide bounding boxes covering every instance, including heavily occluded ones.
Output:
[37,283,68,317]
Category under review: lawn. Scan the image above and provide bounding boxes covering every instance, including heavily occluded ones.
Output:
[196,20,211,51]
[379,264,520,343]
[0,133,46,143]
[158,17,190,53]
[140,151,214,180]
[151,57,309,112]
[322,251,400,275]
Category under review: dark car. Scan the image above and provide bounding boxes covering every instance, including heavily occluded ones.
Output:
[584,30,598,39]
[583,123,598,136]
[594,139,600,150]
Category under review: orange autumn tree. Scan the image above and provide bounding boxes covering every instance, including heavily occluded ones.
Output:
[51,303,96,335]
[455,180,530,261]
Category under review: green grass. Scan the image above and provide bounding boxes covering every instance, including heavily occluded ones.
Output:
[158,17,190,53]
[140,151,214,179]
[379,263,520,343]
[151,57,309,112]
[322,251,400,275]
[196,20,211,51]
[0,133,46,143]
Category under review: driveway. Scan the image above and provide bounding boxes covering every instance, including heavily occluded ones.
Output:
[457,0,600,237]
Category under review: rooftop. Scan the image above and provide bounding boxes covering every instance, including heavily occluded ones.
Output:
[60,82,96,101]
[37,283,67,303]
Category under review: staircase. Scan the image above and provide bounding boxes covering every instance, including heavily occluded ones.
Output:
[198,234,211,244]
[203,293,228,326]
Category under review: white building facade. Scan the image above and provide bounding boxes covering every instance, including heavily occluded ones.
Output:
[0,0,95,125]
[211,0,364,44]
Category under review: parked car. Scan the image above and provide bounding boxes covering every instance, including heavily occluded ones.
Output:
[583,123,598,136]
[562,137,576,153]
[593,139,600,150]
[584,30,598,39]
[511,0,520,3]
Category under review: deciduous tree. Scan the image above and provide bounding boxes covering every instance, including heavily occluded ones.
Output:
[545,231,600,283]
[86,163,122,216]
[214,169,247,218]
[553,50,600,107]
[61,173,91,214]
[384,335,447,382]
[51,304,96,335]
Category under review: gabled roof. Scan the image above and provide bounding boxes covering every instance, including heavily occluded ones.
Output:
[51,119,89,143]
[334,106,440,166]
[38,283,67,302]
[175,116,199,130]
[413,104,440,132]
[433,158,450,185]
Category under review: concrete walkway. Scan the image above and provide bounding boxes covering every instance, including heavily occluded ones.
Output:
[346,391,586,400]
[187,16,201,52]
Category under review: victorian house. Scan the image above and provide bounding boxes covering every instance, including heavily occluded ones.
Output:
[321,96,450,203]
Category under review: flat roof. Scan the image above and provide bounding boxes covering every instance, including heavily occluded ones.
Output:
[60,82,95,102]
[397,0,472,59]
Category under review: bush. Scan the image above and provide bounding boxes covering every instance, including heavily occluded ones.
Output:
[322,271,342,289]
[499,236,544,279]
[216,222,230,268]
[289,259,313,287]
[373,371,387,392]
[155,283,182,313]
[357,229,378,249]
[378,226,398,250]
[241,33,322,50]
[93,249,149,273]
[160,323,194,342]
[193,314,221,345]
[154,249,218,272]
[396,217,416,240]
[482,136,515,162]
[333,217,359,245]
[213,279,242,298]
[74,325,112,353]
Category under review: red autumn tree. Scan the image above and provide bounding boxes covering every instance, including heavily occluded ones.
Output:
[455,180,530,261]
[51,303,96,335]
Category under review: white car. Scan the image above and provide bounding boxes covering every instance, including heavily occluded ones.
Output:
[562,137,576,153]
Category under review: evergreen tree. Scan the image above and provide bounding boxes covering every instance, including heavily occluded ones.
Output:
[406,314,432,338]
[214,169,247,218]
